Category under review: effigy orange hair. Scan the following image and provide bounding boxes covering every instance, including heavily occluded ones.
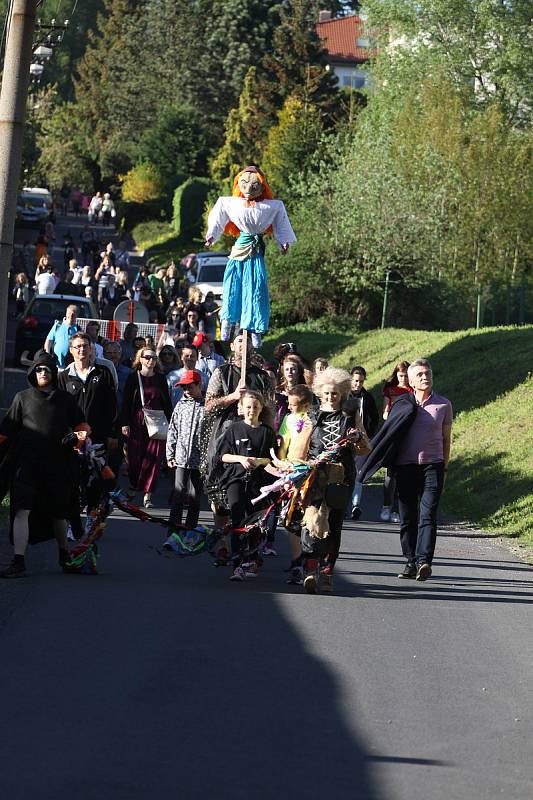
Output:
[224,167,274,238]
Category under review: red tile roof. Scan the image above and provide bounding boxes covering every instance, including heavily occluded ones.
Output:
[316,14,373,64]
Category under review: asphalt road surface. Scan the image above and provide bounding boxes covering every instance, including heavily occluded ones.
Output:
[1,479,532,800]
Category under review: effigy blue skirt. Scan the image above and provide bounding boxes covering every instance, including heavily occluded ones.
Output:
[221,253,270,334]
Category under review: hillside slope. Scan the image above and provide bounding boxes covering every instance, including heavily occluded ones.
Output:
[266,324,533,541]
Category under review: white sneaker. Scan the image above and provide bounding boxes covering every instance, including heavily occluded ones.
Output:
[230,566,245,582]
[380,506,391,522]
[390,511,400,523]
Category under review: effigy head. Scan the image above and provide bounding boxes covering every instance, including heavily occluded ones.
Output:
[233,166,273,201]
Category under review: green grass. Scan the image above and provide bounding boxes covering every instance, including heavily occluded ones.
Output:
[265,324,533,542]
[131,221,201,266]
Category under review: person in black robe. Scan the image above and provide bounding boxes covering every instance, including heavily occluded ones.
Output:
[0,352,85,578]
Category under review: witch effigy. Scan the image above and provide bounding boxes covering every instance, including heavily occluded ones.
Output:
[205,166,296,348]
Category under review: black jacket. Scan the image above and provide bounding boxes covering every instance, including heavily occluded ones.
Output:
[58,362,117,442]
[308,407,357,486]
[348,387,380,438]
[357,393,417,484]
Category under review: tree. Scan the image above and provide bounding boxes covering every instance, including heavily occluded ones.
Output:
[257,0,340,120]
[189,0,282,147]
[262,96,324,194]
[210,67,270,191]
[121,162,164,203]
[365,0,533,123]
[33,100,95,192]
[137,105,208,192]
[74,0,146,179]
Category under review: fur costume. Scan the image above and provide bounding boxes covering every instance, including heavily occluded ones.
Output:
[206,167,296,342]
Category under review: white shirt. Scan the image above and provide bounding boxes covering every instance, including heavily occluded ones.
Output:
[35,272,58,295]
[207,197,296,248]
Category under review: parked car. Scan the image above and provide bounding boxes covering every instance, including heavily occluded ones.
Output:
[187,251,228,301]
[16,187,53,226]
[14,294,99,365]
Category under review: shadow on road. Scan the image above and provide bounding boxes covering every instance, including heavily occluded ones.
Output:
[0,514,383,800]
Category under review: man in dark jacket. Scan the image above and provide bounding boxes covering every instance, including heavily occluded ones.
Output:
[348,366,380,519]
[0,352,85,578]
[57,331,118,448]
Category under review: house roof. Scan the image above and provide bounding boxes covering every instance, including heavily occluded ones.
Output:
[316,14,373,65]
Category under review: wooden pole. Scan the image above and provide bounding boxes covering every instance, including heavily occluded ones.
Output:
[241,327,248,386]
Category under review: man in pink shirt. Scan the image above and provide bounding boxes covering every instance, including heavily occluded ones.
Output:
[395,358,452,581]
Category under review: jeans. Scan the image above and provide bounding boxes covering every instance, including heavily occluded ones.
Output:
[395,463,445,565]
[168,467,202,530]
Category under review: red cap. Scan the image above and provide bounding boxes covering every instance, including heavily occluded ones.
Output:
[192,332,209,347]
[174,369,202,387]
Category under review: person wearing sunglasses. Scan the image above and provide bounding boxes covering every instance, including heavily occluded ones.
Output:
[0,351,85,578]
[120,348,172,508]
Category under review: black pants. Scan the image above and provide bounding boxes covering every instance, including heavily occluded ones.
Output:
[168,467,202,530]
[396,463,445,565]
[301,505,347,570]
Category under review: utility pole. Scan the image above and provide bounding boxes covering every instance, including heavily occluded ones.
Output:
[0,0,37,400]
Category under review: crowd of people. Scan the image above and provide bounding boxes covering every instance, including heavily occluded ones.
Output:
[0,300,453,590]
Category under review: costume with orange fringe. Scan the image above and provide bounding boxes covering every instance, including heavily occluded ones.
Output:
[206,166,296,345]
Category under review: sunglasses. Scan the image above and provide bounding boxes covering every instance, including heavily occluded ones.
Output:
[72,343,89,350]
[35,366,51,374]
[142,354,156,360]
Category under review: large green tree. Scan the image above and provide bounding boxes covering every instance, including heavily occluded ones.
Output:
[365,0,533,123]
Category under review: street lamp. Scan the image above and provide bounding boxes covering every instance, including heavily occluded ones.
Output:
[33,45,52,60]
[29,62,44,78]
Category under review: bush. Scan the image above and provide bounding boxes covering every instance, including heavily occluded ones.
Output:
[120,162,165,203]
[172,177,215,239]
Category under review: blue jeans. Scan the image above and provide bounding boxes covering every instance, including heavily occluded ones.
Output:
[395,463,445,565]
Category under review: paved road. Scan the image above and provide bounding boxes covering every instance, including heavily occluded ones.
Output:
[1,480,531,800]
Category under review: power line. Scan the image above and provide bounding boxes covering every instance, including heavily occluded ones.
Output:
[0,0,15,59]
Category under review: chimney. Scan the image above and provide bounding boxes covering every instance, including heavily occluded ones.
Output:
[319,10,332,23]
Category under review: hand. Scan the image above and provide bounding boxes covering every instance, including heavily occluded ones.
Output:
[121,426,130,437]
[241,457,257,470]
[168,459,177,469]
[280,243,290,255]
[204,236,214,248]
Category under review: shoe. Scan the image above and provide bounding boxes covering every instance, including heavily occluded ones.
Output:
[351,505,362,521]
[397,563,417,579]
[213,546,229,567]
[262,542,277,557]
[390,511,400,523]
[303,559,319,594]
[243,560,260,577]
[230,566,245,581]
[416,562,432,582]
[320,568,333,593]
[0,559,27,578]
[286,566,303,585]
[380,506,391,522]
[144,494,153,509]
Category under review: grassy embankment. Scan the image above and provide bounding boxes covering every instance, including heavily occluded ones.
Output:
[131,222,201,265]
[265,323,533,543]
